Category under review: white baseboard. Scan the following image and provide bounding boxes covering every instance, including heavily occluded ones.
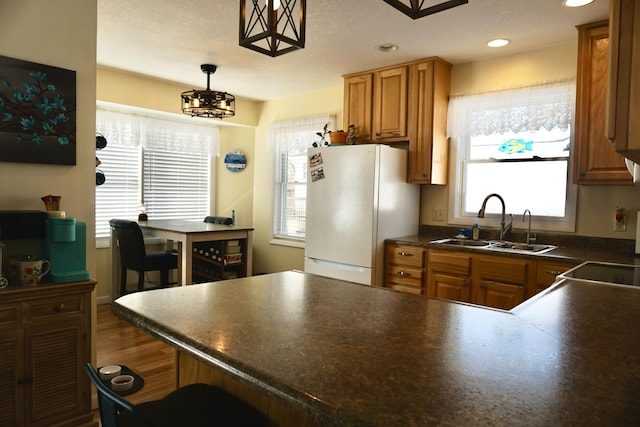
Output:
[97,295,112,305]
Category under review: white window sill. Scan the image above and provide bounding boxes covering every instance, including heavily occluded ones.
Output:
[270,237,305,249]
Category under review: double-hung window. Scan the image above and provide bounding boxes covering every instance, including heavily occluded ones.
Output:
[269,114,335,244]
[447,80,577,232]
[95,103,219,239]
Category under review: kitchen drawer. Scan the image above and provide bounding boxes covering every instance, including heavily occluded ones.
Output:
[0,303,21,329]
[25,295,84,321]
[386,281,422,295]
[386,245,425,268]
[475,255,531,285]
[428,250,471,276]
[387,265,423,281]
[536,261,577,291]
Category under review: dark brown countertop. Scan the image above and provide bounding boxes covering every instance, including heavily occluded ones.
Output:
[388,226,640,265]
[113,271,640,426]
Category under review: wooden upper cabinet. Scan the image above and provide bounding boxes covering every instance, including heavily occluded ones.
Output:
[574,20,631,185]
[607,0,640,164]
[372,66,409,141]
[408,59,450,184]
[343,57,451,184]
[343,73,373,141]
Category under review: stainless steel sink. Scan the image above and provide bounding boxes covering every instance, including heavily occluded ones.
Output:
[431,238,493,247]
[489,241,557,254]
[431,238,556,254]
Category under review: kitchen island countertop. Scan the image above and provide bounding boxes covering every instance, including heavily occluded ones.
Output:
[113,271,640,426]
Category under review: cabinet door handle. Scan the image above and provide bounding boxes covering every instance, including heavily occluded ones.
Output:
[17,377,32,385]
[398,252,413,257]
[54,303,65,312]
[463,280,468,287]
[479,283,485,289]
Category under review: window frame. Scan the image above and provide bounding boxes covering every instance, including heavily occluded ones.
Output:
[269,114,335,246]
[446,81,578,233]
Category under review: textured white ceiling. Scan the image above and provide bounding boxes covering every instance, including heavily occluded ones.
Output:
[97,0,609,102]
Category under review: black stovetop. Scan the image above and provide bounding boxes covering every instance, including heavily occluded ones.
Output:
[560,262,640,287]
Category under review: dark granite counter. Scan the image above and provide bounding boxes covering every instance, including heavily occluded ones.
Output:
[388,225,640,265]
[113,271,640,426]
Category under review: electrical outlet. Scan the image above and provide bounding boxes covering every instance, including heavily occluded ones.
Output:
[432,208,444,222]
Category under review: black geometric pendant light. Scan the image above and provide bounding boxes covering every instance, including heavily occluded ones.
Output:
[383,0,468,19]
[239,0,306,57]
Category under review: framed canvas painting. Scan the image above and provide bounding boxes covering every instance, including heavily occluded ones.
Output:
[0,55,76,165]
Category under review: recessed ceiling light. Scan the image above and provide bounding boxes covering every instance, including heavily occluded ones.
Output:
[377,43,399,53]
[487,38,510,48]
[563,0,595,7]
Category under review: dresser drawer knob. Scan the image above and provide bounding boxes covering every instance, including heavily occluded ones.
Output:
[54,303,65,313]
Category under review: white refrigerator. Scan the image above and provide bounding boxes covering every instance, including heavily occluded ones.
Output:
[304,144,419,286]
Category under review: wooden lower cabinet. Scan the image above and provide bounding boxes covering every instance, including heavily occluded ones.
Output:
[474,254,532,310]
[0,281,96,427]
[427,249,536,310]
[426,250,472,303]
[385,244,426,295]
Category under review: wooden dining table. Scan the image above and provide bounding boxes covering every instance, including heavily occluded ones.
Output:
[110,219,253,300]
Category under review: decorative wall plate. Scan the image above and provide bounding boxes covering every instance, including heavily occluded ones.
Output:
[224,150,247,172]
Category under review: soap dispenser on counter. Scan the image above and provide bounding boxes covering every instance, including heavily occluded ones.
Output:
[472,218,480,241]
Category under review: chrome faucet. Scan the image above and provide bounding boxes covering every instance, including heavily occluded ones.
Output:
[522,209,532,245]
[478,193,512,241]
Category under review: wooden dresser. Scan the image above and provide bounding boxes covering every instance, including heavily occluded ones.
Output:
[0,280,96,427]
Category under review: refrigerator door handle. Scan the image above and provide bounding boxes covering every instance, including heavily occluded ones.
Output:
[306,257,367,273]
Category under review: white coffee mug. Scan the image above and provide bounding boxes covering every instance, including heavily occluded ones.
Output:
[19,258,51,285]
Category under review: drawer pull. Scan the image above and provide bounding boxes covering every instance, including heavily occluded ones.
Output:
[545,269,562,276]
[54,303,65,313]
[396,271,412,277]
[398,252,414,257]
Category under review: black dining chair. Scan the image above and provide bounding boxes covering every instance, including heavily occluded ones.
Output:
[84,363,267,427]
[109,219,178,296]
[204,216,233,225]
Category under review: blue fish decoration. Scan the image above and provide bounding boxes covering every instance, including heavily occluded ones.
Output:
[498,139,533,155]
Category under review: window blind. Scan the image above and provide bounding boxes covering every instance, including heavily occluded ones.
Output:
[96,103,217,239]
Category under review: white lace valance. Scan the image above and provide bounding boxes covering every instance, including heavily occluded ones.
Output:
[447,80,576,138]
[96,102,220,156]
[267,114,336,155]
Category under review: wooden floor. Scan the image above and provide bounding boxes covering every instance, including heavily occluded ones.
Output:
[96,303,176,405]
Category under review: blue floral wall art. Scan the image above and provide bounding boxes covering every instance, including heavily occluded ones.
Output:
[0,55,76,165]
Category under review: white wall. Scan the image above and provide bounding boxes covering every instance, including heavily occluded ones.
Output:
[0,0,98,363]
[0,0,97,272]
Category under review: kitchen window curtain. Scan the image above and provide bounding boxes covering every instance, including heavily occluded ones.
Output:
[446,79,575,139]
[268,114,335,242]
[95,103,219,238]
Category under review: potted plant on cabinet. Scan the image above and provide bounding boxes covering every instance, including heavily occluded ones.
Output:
[312,123,331,147]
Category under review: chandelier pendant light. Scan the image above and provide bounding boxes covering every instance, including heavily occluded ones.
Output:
[383,0,468,19]
[181,64,235,119]
[239,0,306,57]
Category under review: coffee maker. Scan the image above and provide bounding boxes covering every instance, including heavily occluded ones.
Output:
[44,217,90,283]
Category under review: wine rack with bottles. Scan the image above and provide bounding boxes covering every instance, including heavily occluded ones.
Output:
[191,239,247,283]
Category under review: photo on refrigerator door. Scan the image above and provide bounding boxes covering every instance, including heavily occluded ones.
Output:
[311,166,325,182]
[309,152,323,167]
